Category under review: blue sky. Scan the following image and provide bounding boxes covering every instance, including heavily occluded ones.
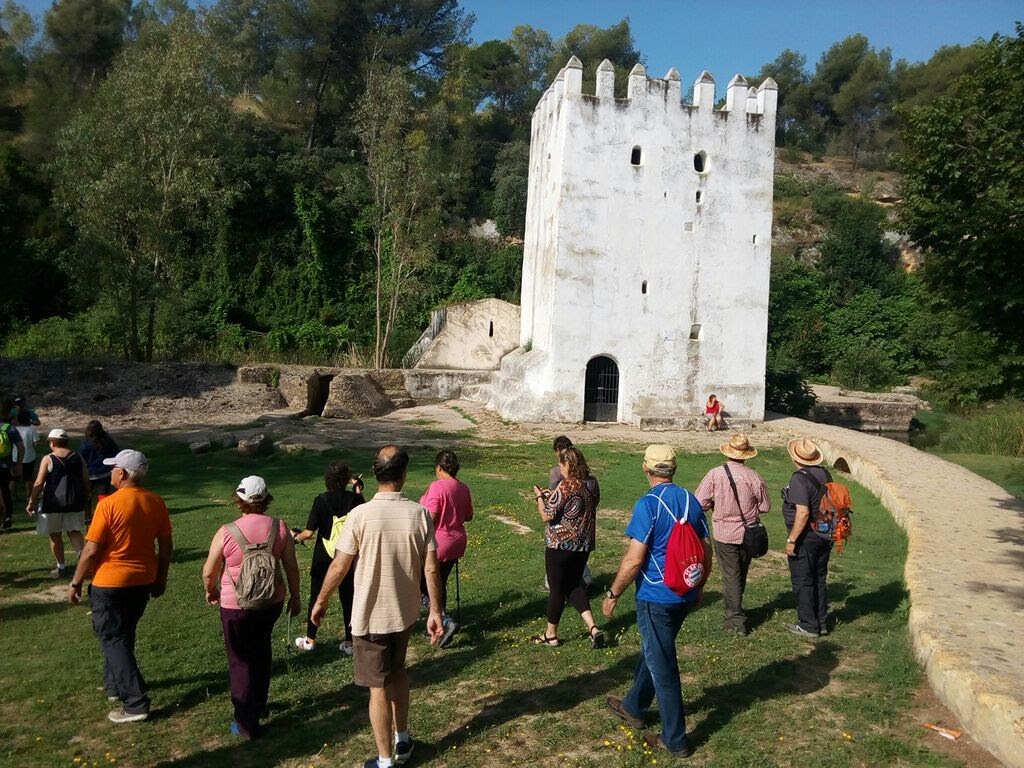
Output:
[13,0,1021,85]
[460,0,1021,84]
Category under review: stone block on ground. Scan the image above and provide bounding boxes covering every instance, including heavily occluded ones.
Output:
[188,439,212,455]
[237,433,273,458]
[321,374,390,419]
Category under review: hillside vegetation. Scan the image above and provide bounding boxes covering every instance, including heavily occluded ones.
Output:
[1,5,1021,407]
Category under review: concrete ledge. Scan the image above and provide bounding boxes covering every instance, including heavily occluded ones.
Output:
[772,416,1024,768]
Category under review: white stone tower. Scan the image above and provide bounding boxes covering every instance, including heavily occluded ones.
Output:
[489,57,778,425]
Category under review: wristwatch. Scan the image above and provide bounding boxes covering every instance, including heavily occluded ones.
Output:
[786,537,796,544]
[71,582,82,592]
[606,589,620,600]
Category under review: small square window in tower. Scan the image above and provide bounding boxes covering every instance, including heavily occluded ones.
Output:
[694,151,707,173]
[631,146,643,166]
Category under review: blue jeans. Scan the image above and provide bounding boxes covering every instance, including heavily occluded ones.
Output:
[622,599,691,752]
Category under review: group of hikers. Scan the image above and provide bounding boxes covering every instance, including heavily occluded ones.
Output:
[3,392,850,765]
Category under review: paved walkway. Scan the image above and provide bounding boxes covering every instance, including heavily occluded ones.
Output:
[770,416,1024,768]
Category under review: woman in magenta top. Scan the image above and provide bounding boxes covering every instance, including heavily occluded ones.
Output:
[419,449,473,648]
[202,476,300,739]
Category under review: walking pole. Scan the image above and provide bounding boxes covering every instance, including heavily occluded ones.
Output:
[454,560,462,624]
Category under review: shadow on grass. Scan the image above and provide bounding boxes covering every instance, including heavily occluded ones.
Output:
[0,599,73,622]
[689,642,840,746]
[415,654,640,761]
[831,581,906,627]
[0,568,63,591]
[746,589,793,632]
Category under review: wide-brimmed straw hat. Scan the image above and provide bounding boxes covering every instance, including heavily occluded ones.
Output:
[720,433,757,461]
[787,437,823,466]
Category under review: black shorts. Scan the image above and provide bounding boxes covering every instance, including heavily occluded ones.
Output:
[21,460,37,481]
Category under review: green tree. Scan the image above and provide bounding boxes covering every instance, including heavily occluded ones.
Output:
[356,67,438,368]
[547,19,640,98]
[491,139,528,237]
[43,0,131,87]
[54,17,234,361]
[898,24,1024,399]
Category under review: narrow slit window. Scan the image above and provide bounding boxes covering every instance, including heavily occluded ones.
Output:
[631,146,642,166]
[641,280,647,295]
[695,190,702,204]
[752,234,757,244]
[690,324,702,340]
[488,321,494,338]
[694,151,707,173]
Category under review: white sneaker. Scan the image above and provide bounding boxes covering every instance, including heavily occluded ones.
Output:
[338,641,353,656]
[294,637,315,651]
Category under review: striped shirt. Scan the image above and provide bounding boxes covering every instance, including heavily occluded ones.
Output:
[338,491,437,636]
[695,461,771,545]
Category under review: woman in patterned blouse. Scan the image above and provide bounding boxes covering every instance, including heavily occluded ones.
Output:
[531,446,605,648]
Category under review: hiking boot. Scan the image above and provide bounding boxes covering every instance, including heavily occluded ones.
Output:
[642,732,693,758]
[724,624,749,637]
[606,696,644,729]
[339,641,354,656]
[394,735,414,764]
[785,623,819,639]
[50,564,69,579]
[294,637,315,651]
[2,516,12,530]
[108,708,148,723]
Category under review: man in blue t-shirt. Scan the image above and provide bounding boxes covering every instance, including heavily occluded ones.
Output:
[602,444,712,760]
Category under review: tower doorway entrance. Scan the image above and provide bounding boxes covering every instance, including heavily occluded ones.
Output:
[584,356,619,422]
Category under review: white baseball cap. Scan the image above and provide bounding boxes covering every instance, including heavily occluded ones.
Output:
[236,475,268,503]
[47,428,69,440]
[103,449,149,473]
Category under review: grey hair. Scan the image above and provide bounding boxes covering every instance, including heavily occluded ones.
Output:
[647,465,675,480]
[122,466,148,482]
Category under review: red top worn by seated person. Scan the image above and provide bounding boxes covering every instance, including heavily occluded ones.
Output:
[706,400,722,415]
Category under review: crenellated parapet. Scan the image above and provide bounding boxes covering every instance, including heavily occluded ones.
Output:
[532,57,779,118]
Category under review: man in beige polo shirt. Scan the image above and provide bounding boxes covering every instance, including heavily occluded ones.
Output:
[312,445,443,768]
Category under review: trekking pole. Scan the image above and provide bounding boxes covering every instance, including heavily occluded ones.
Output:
[286,610,292,649]
[454,560,462,624]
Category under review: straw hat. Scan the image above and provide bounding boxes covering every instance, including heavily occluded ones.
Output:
[720,433,757,461]
[787,437,823,466]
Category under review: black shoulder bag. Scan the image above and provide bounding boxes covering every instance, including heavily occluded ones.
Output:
[723,464,769,558]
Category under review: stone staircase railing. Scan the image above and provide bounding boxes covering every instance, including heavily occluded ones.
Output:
[401,308,447,370]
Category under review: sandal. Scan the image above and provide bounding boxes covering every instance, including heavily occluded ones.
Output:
[589,626,606,649]
[531,634,560,646]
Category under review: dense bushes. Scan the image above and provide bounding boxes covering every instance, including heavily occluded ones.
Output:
[937,400,1024,457]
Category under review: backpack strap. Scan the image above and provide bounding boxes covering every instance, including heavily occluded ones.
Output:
[723,463,752,527]
[263,517,278,546]
[642,485,691,584]
[225,521,251,550]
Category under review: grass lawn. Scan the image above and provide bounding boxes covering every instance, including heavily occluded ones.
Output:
[0,439,964,768]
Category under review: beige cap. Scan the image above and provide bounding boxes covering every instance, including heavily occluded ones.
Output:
[643,444,677,472]
[47,428,69,440]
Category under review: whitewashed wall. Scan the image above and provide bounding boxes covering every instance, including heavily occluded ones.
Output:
[493,57,777,424]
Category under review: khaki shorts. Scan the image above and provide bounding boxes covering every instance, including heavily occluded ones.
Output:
[353,627,413,688]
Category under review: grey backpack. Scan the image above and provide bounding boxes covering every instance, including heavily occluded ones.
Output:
[225,518,281,610]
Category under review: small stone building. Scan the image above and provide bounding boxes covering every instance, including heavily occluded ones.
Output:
[488,58,778,424]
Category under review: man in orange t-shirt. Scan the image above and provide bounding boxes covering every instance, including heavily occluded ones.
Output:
[68,449,173,724]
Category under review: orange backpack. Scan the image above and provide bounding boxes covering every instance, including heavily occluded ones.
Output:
[801,470,854,553]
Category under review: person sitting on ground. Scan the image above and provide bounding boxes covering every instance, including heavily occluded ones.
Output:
[531,446,605,648]
[293,462,365,654]
[13,410,40,502]
[0,400,25,530]
[695,433,770,636]
[27,428,90,578]
[419,449,473,649]
[705,394,725,432]
[202,476,301,739]
[79,420,119,523]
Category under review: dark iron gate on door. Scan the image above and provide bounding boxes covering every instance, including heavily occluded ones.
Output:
[584,356,619,422]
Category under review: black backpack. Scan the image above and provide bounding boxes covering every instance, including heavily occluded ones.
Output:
[43,453,86,514]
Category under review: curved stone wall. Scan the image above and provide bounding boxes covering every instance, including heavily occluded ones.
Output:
[771,416,1023,768]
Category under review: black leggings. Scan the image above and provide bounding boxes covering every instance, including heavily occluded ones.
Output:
[306,560,354,641]
[545,548,592,625]
[421,558,458,614]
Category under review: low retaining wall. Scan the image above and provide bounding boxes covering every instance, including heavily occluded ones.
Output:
[772,416,1024,768]
[403,369,494,402]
